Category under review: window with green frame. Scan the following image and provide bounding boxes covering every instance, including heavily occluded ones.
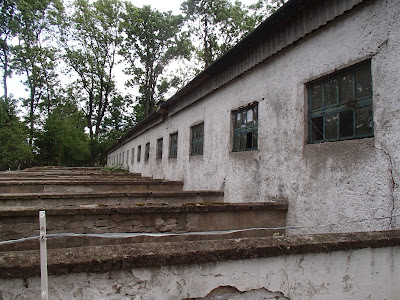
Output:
[169,132,178,158]
[191,123,204,156]
[157,138,163,159]
[232,104,258,152]
[308,60,373,143]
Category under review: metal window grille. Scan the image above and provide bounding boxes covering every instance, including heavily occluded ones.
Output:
[137,146,141,162]
[308,60,373,144]
[157,138,163,159]
[232,104,258,152]
[145,143,150,161]
[169,132,178,158]
[191,123,204,156]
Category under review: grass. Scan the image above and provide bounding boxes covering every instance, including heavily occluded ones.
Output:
[102,164,129,173]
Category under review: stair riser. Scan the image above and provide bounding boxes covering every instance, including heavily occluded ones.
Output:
[0,195,224,207]
[0,183,183,194]
[0,210,287,241]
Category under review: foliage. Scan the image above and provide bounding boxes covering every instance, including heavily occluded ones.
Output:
[59,0,125,165]
[248,0,287,24]
[102,164,128,173]
[0,97,33,170]
[181,0,257,68]
[35,99,90,166]
[0,0,281,169]
[0,0,19,102]
[121,4,192,119]
[11,0,63,145]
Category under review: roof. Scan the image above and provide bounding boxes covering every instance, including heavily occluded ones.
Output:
[108,0,364,154]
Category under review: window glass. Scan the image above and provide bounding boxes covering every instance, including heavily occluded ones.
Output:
[356,106,373,136]
[339,73,353,103]
[157,138,163,159]
[311,116,324,142]
[355,63,372,99]
[311,84,323,109]
[308,60,373,143]
[339,110,354,138]
[324,79,338,106]
[191,123,204,156]
[169,132,178,158]
[325,114,338,141]
[137,146,141,162]
[232,104,258,152]
[145,143,150,161]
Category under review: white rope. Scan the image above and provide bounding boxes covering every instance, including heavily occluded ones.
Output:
[0,214,398,246]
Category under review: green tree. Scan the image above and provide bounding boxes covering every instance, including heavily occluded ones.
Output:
[11,0,62,145]
[59,0,124,165]
[0,0,19,102]
[35,99,90,166]
[121,4,192,119]
[0,97,33,170]
[181,0,256,68]
[248,0,287,24]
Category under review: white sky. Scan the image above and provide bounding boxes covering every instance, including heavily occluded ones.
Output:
[4,0,256,101]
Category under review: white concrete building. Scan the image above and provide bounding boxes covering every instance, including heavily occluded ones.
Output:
[107,0,400,235]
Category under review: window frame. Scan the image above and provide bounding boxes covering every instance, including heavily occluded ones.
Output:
[308,60,373,144]
[190,123,204,156]
[156,138,163,159]
[232,103,258,152]
[169,132,178,158]
[145,142,150,161]
[137,145,141,162]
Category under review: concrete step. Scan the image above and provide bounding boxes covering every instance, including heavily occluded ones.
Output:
[0,173,143,179]
[1,230,397,280]
[0,191,224,207]
[22,166,104,172]
[0,180,184,193]
[0,202,288,242]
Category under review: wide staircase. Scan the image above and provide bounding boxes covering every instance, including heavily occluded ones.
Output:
[0,167,288,278]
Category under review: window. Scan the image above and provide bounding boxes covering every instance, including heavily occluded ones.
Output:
[169,132,178,158]
[191,123,204,156]
[126,150,129,165]
[232,104,258,152]
[137,145,141,162]
[131,148,135,164]
[157,138,163,159]
[145,143,150,161]
[308,60,373,143]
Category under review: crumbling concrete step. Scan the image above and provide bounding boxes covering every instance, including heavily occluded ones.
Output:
[0,176,167,183]
[0,228,279,252]
[0,172,143,179]
[0,180,184,193]
[0,202,288,241]
[22,166,104,172]
[0,191,224,207]
[1,230,398,279]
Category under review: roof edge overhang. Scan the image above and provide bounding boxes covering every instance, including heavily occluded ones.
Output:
[107,0,364,154]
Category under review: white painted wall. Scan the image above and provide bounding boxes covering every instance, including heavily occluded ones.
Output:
[1,246,399,299]
[108,0,400,234]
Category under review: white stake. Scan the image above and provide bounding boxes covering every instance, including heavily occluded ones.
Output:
[39,211,48,300]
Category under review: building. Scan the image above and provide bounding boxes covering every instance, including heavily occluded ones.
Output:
[107,0,400,235]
